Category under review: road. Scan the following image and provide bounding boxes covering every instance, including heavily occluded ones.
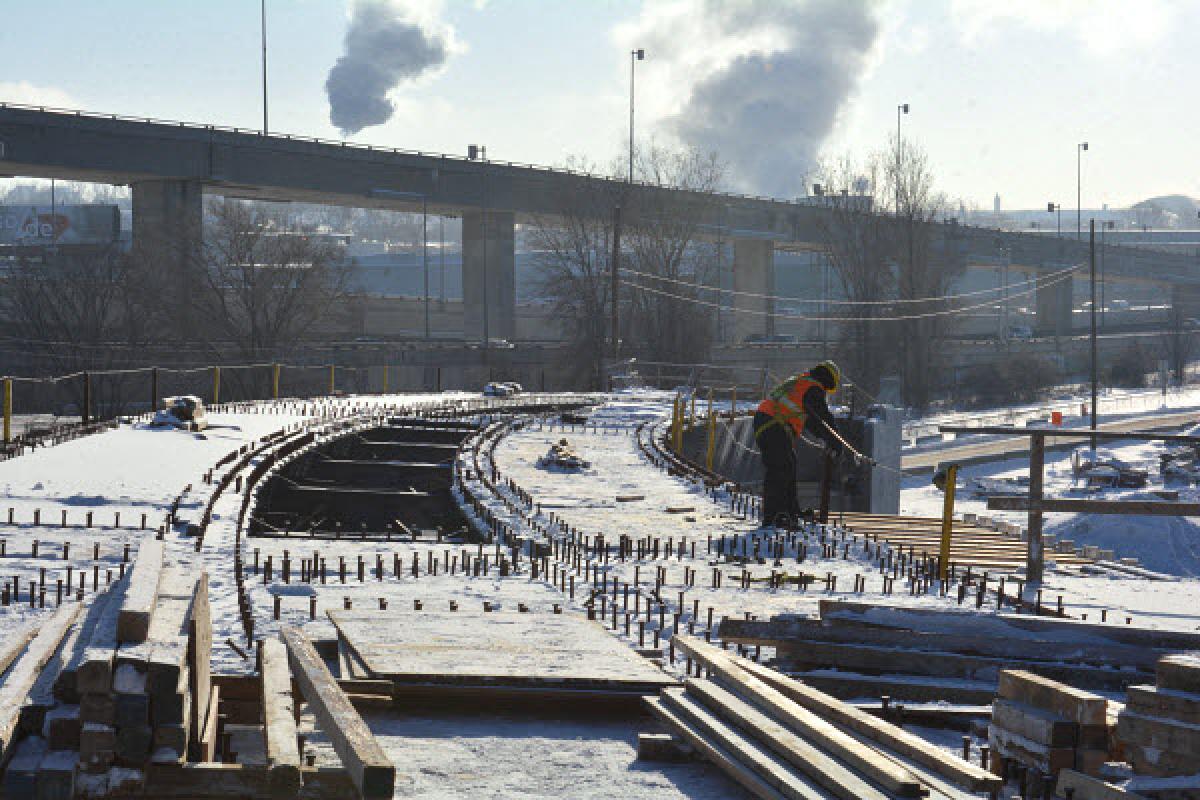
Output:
[902,408,1200,471]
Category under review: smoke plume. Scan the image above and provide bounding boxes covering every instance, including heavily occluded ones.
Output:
[325,0,452,136]
[626,0,880,199]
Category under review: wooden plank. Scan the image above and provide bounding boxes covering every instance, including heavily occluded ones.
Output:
[683,679,889,800]
[279,625,394,799]
[998,669,1107,726]
[819,600,1200,651]
[1157,654,1200,694]
[795,671,997,706]
[774,638,1139,691]
[198,684,221,763]
[683,636,1001,793]
[1057,769,1148,800]
[144,762,356,800]
[0,602,82,757]
[987,725,1074,773]
[189,572,212,762]
[1117,711,1200,759]
[719,616,1160,670]
[989,496,1200,516]
[644,696,790,800]
[656,691,828,800]
[261,638,301,798]
[1126,685,1200,725]
[54,587,116,703]
[991,698,1078,747]
[79,574,133,694]
[118,537,164,642]
[0,620,38,681]
[670,636,924,797]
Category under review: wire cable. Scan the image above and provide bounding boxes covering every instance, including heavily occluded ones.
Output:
[620,261,1078,306]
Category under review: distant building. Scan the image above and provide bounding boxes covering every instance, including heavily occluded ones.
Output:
[994,193,1001,213]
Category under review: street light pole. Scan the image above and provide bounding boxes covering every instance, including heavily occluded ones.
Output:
[629,49,644,183]
[1077,142,1088,239]
[422,197,429,339]
[1090,219,1098,456]
[1048,202,1061,237]
[261,0,269,135]
[895,103,909,212]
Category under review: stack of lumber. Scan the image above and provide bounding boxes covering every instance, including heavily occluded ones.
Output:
[647,634,1002,799]
[0,538,215,798]
[718,601,1200,704]
[988,669,1114,786]
[1117,654,1200,790]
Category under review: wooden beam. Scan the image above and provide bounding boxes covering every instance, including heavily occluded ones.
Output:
[644,696,790,800]
[671,636,925,797]
[198,684,221,763]
[0,621,37,680]
[1057,769,1148,799]
[0,602,82,756]
[684,637,1001,793]
[189,572,212,762]
[989,496,1200,516]
[260,638,301,798]
[683,679,889,800]
[279,625,394,799]
[939,425,1200,443]
[118,538,164,643]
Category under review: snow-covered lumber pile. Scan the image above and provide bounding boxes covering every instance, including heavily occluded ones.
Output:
[987,669,1114,786]
[648,634,1002,799]
[1118,654,1200,783]
[718,600,1197,705]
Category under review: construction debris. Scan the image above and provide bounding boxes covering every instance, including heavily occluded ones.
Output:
[536,438,591,470]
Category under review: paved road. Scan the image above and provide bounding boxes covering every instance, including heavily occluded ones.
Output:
[902,409,1200,471]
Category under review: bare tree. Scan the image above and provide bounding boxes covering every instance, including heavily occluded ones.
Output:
[882,137,957,410]
[623,144,725,367]
[197,198,353,363]
[811,156,893,395]
[1161,300,1196,386]
[527,158,621,388]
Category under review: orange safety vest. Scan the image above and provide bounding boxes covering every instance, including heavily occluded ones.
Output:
[757,373,821,437]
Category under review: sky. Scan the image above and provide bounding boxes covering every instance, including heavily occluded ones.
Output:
[1,0,1197,210]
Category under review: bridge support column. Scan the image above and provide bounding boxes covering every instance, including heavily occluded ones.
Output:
[132,179,204,327]
[731,239,775,343]
[462,210,515,342]
[1035,270,1073,338]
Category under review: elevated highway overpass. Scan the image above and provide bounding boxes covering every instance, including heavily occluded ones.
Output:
[2,102,1198,344]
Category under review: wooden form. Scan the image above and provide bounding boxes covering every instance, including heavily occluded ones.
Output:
[662,634,998,799]
[328,609,676,694]
[1057,769,1148,799]
[279,625,394,800]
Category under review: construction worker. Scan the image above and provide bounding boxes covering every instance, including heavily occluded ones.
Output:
[754,361,846,528]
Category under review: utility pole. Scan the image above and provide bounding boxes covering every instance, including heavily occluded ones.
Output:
[629,49,645,183]
[1090,219,1098,456]
[1077,142,1088,239]
[611,205,622,359]
[261,0,269,135]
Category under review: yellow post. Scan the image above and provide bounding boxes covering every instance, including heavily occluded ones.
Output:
[672,395,682,453]
[938,464,959,581]
[688,391,695,430]
[3,378,11,444]
[705,411,717,471]
[707,387,714,418]
[272,363,280,399]
[328,364,336,395]
[212,366,221,406]
[382,364,389,394]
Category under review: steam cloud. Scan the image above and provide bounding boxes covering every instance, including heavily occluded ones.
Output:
[637,0,880,199]
[325,0,450,136]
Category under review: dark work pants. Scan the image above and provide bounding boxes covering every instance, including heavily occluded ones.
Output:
[754,411,799,527]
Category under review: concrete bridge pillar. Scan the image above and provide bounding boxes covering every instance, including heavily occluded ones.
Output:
[732,239,775,343]
[462,210,515,342]
[131,179,204,328]
[1035,269,1074,338]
